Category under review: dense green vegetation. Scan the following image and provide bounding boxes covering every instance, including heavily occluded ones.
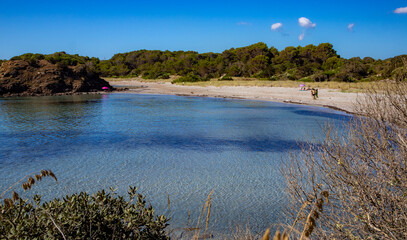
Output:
[1,186,168,239]
[10,52,101,74]
[11,52,100,66]
[5,43,407,82]
[171,72,209,83]
[97,42,407,82]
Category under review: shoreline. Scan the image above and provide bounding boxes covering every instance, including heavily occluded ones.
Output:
[109,80,361,114]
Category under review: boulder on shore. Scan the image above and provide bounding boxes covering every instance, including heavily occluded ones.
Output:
[0,60,112,96]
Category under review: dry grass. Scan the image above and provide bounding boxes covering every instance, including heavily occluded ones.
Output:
[192,189,214,240]
[225,225,259,240]
[222,225,306,240]
[1,169,57,199]
[173,186,321,240]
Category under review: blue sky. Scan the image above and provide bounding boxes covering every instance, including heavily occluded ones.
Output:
[1,0,407,60]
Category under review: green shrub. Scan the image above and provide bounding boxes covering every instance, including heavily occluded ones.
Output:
[312,72,329,82]
[299,77,313,82]
[142,71,170,79]
[391,67,407,81]
[172,73,209,83]
[332,72,355,82]
[219,74,233,81]
[159,73,170,79]
[10,53,45,61]
[0,186,169,239]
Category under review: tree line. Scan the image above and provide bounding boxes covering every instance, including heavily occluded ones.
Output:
[7,42,407,82]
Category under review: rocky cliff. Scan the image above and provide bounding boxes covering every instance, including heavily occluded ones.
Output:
[0,60,112,96]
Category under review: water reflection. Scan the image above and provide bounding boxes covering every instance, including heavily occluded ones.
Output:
[0,95,103,133]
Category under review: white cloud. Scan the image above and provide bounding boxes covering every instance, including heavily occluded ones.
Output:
[394,7,407,13]
[271,22,283,31]
[298,17,316,28]
[347,23,355,32]
[297,17,315,40]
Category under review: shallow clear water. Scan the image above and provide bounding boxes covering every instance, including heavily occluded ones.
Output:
[0,93,350,235]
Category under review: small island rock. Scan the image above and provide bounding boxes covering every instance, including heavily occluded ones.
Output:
[0,59,112,96]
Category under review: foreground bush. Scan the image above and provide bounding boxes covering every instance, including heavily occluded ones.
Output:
[283,82,407,239]
[0,186,169,239]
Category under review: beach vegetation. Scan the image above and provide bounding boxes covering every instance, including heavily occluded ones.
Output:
[171,73,209,83]
[142,70,170,79]
[0,171,169,239]
[282,82,407,239]
[219,74,233,81]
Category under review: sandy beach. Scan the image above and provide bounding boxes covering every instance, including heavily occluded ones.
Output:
[109,79,361,114]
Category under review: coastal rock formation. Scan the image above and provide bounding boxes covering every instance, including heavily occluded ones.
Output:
[0,60,112,96]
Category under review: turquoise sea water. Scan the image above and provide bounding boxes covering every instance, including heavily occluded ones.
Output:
[0,93,350,236]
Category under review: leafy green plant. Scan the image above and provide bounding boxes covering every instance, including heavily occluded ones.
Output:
[142,70,170,79]
[299,77,313,82]
[0,170,169,239]
[172,73,209,83]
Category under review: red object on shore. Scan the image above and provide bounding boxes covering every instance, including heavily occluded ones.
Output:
[102,87,109,90]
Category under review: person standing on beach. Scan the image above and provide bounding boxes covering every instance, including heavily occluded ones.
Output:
[311,88,318,100]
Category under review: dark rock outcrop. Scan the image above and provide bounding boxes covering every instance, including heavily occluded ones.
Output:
[0,60,112,96]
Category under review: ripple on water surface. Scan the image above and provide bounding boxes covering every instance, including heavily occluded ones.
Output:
[0,93,350,235]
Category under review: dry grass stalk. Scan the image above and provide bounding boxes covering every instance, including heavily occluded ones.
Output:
[262,228,270,240]
[12,191,19,202]
[226,224,258,240]
[271,228,289,240]
[193,189,215,240]
[204,199,212,237]
[299,191,328,239]
[182,209,192,239]
[0,169,57,200]
[167,194,173,236]
[259,227,291,240]
[288,201,309,236]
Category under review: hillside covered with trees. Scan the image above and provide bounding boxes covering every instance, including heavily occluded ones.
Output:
[5,42,407,83]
